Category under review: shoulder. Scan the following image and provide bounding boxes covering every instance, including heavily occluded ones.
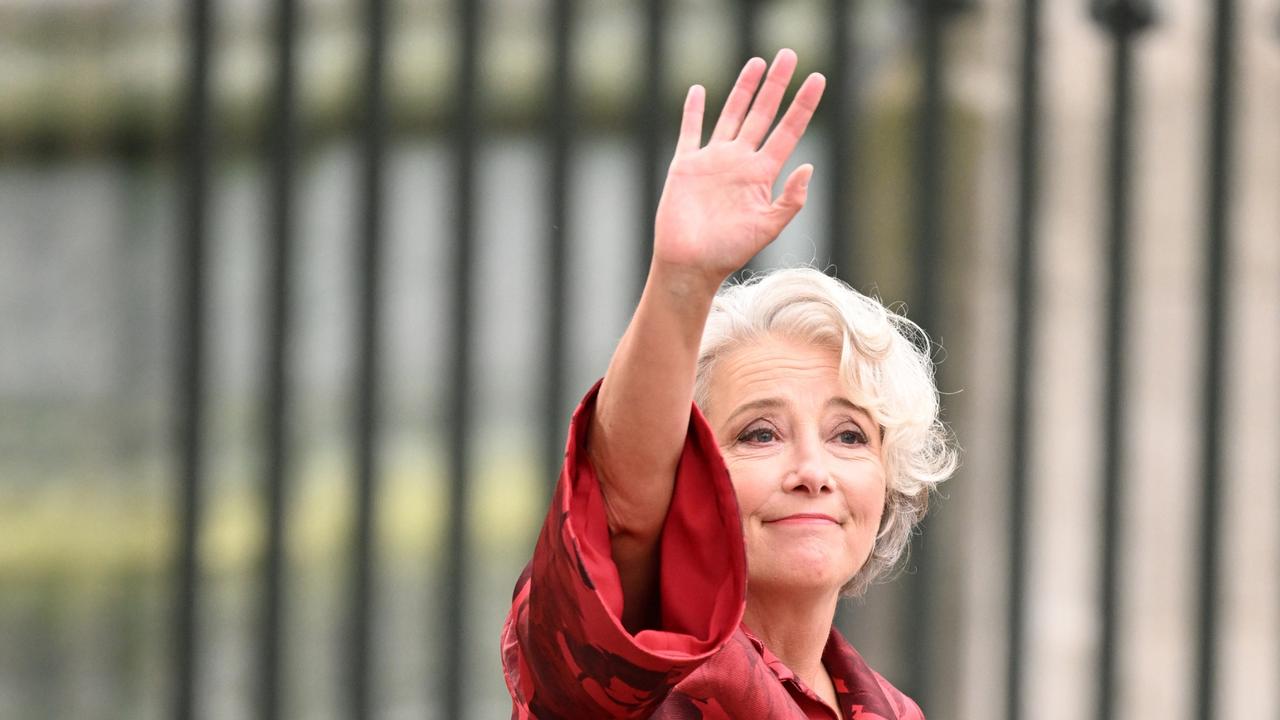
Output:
[870,671,926,720]
[825,629,926,720]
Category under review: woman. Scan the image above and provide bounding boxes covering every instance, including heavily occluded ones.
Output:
[502,49,957,719]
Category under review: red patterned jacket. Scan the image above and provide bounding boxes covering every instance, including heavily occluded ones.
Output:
[501,384,925,719]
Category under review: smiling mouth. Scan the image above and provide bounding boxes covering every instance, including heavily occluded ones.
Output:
[766,514,840,525]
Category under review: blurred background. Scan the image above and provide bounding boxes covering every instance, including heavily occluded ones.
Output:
[0,0,1277,719]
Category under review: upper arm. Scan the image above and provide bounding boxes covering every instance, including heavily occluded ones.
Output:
[502,382,747,717]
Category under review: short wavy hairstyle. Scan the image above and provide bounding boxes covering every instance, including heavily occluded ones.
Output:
[693,267,959,597]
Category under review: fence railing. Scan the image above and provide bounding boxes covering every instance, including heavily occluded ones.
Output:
[164,1,1269,719]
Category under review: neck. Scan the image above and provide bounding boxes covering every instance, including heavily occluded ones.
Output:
[742,585,839,689]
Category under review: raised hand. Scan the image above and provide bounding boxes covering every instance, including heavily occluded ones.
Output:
[652,49,826,286]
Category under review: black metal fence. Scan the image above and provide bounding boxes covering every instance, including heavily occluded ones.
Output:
[148,0,1270,718]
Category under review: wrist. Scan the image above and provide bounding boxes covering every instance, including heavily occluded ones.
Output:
[645,258,725,305]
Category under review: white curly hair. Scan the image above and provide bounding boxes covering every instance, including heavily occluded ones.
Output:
[693,267,959,597]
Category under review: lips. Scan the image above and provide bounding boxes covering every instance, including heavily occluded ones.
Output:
[765,513,840,525]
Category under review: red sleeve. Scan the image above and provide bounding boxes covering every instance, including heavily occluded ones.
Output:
[501,380,747,718]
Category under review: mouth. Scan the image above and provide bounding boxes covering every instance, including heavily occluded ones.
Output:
[765,513,840,526]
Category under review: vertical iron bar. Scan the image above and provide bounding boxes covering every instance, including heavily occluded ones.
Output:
[1005,0,1042,718]
[912,3,946,339]
[172,0,212,716]
[349,0,387,715]
[443,0,481,716]
[1195,0,1235,717]
[904,0,951,709]
[736,0,760,67]
[829,0,859,645]
[543,0,574,497]
[729,0,762,284]
[1097,26,1133,720]
[1091,0,1154,713]
[826,0,855,282]
[636,0,666,298]
[259,0,297,717]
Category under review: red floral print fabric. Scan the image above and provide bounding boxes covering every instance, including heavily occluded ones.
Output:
[501,382,924,720]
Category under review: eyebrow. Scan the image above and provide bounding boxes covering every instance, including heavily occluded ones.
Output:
[724,396,871,428]
[724,398,786,428]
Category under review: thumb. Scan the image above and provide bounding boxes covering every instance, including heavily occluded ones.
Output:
[765,163,813,233]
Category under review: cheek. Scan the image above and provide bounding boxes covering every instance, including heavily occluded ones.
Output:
[842,464,888,523]
[841,471,887,570]
[725,457,778,514]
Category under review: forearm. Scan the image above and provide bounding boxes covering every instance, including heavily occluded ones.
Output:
[590,263,722,632]
[591,261,721,544]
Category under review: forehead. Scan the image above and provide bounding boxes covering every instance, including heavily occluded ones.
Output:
[707,334,850,406]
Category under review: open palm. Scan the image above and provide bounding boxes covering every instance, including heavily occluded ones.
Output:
[653,50,826,283]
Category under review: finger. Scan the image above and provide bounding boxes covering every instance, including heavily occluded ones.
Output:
[760,72,826,171]
[710,57,767,142]
[765,163,813,234]
[736,48,798,148]
[675,85,706,155]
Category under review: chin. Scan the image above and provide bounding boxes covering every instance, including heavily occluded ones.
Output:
[752,551,852,594]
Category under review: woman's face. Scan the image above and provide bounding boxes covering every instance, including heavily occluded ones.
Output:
[705,334,886,598]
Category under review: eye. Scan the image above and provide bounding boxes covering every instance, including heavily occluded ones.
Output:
[836,427,868,445]
[737,426,778,444]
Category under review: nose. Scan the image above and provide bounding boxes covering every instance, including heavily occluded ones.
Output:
[782,432,831,494]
